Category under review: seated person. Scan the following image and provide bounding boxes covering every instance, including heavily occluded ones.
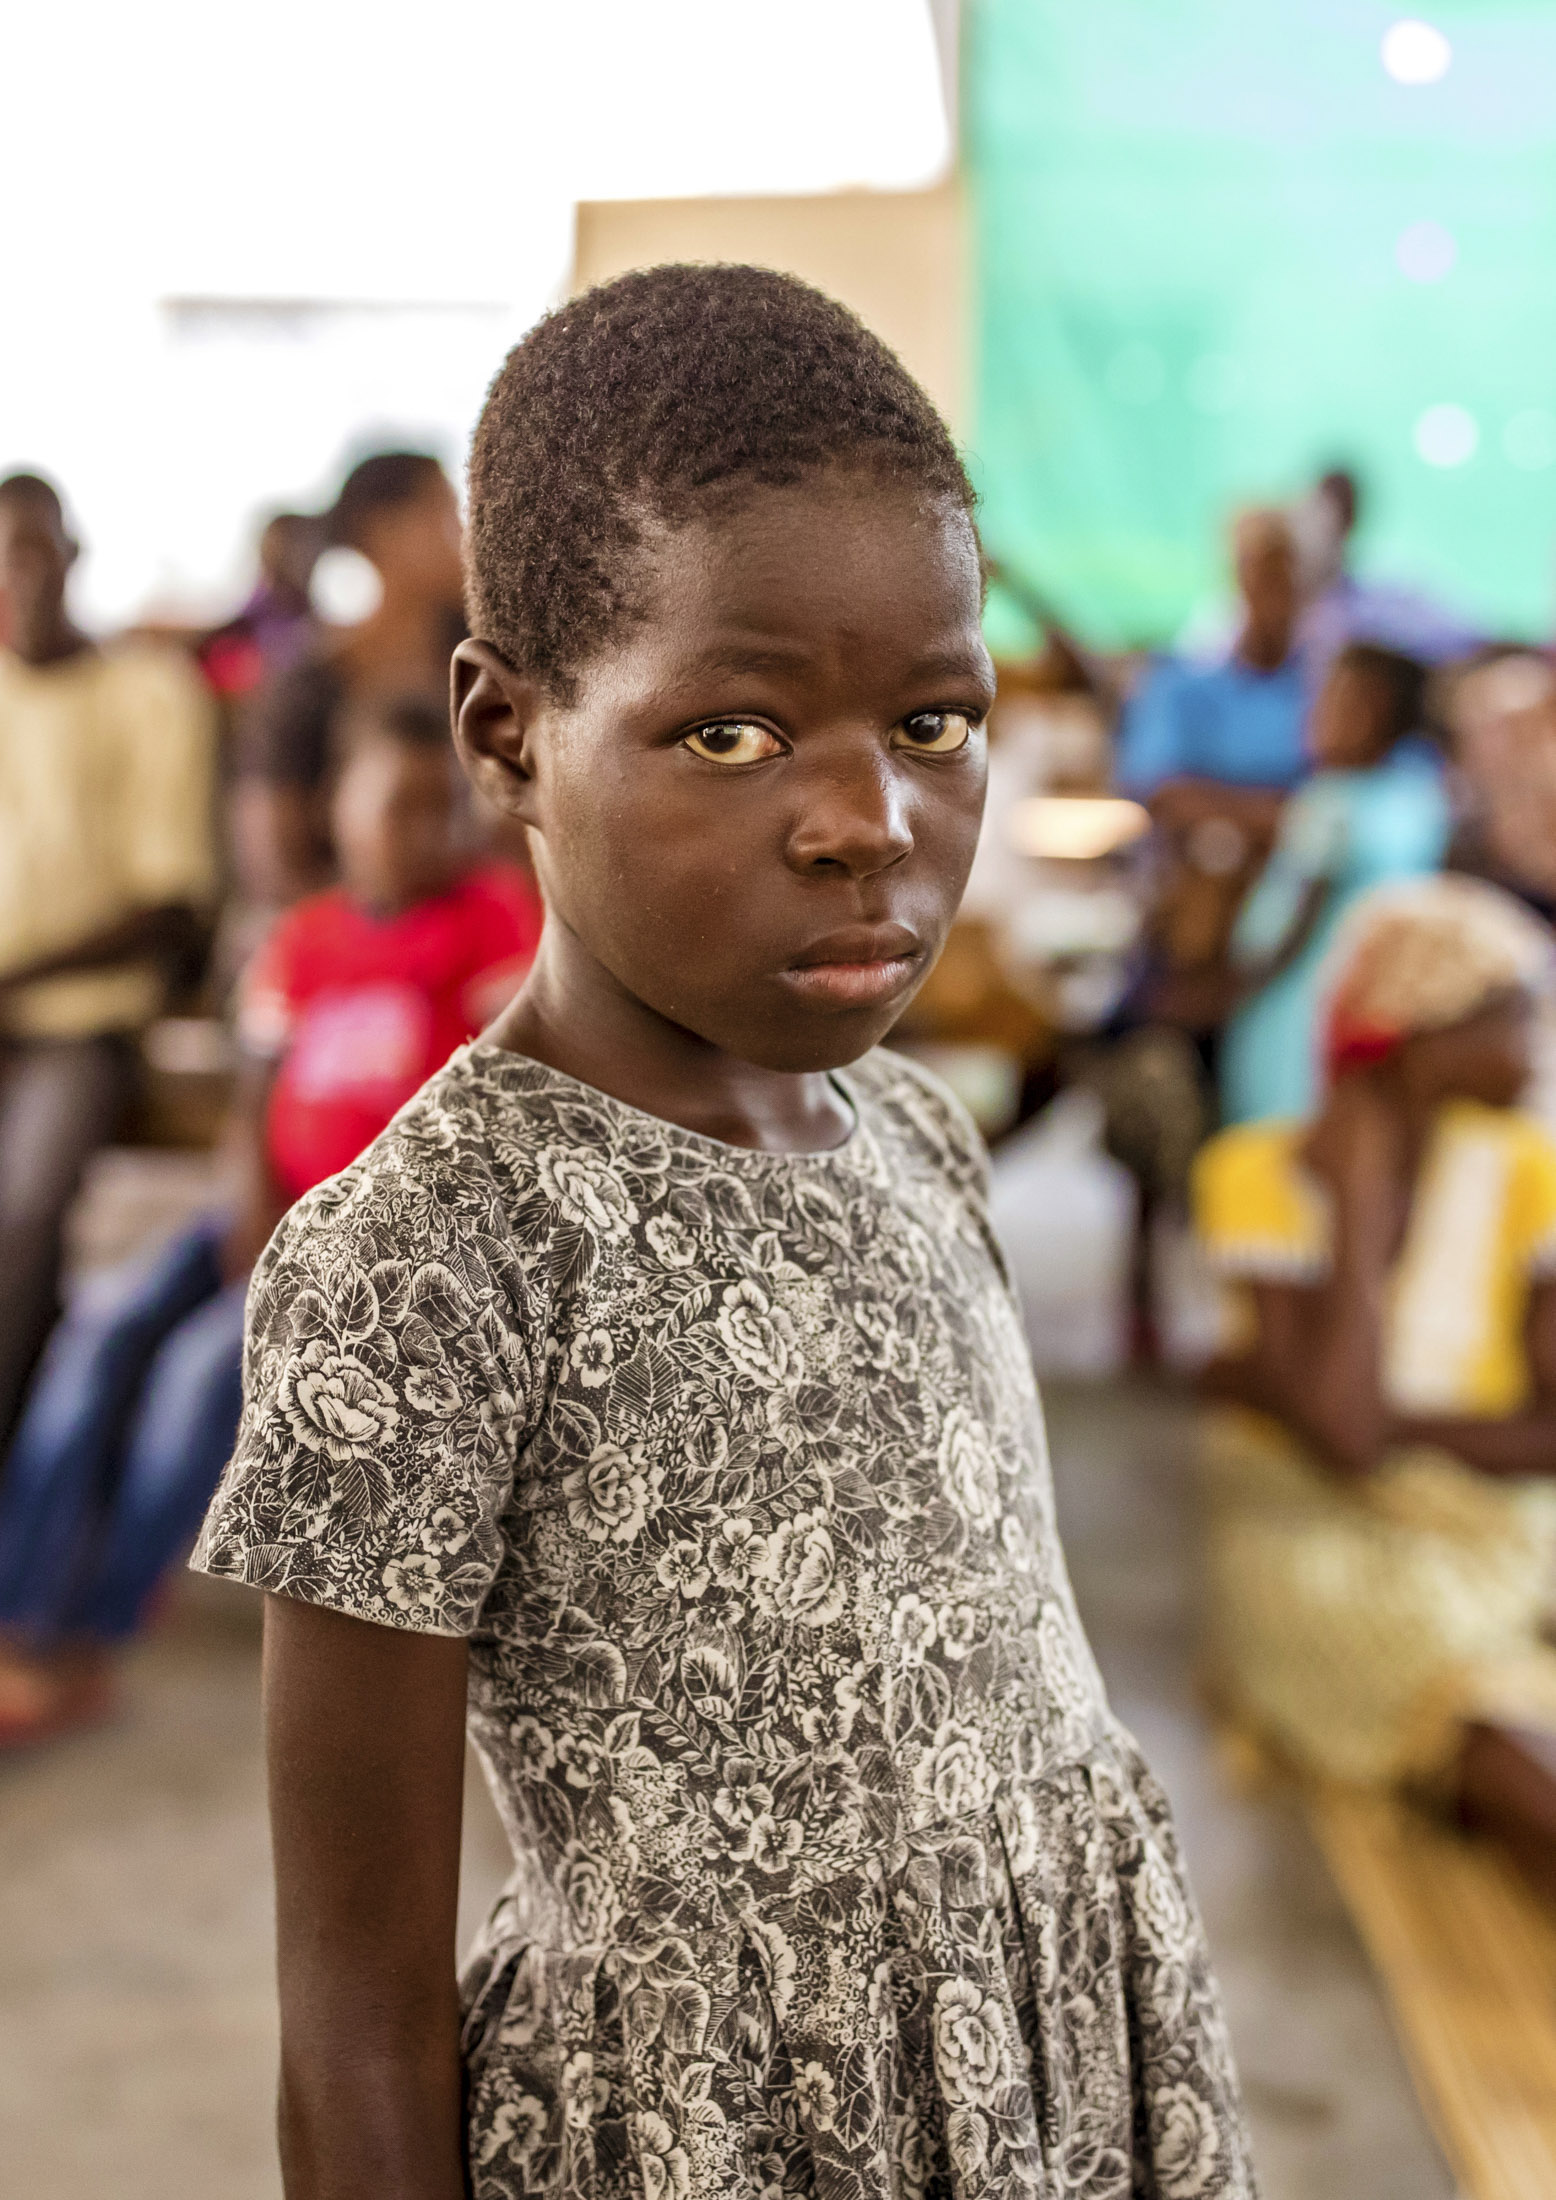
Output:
[1117,507,1308,812]
[1120,510,1308,997]
[1194,877,1556,1892]
[0,472,217,1449]
[1218,643,1449,1123]
[0,696,542,1743]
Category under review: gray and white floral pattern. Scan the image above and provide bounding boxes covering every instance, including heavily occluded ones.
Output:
[194,1045,1254,2200]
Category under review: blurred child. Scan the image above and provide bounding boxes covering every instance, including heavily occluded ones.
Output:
[194,267,1253,2200]
[0,697,540,1742]
[1218,642,1448,1121]
[1196,877,1556,1891]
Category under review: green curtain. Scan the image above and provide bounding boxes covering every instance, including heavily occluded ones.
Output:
[966,0,1556,654]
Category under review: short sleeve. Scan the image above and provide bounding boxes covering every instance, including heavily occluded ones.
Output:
[191,1113,538,1634]
[110,649,219,907]
[1192,1124,1329,1282]
[1509,1117,1556,1279]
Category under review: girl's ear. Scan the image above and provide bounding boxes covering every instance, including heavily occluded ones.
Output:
[451,639,543,821]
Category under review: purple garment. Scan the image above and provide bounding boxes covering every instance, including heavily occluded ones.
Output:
[1297,573,1481,689]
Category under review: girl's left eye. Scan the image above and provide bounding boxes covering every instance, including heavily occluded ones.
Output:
[682,721,784,765]
[893,711,976,755]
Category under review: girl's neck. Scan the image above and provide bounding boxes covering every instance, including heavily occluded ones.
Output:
[489,927,853,1154]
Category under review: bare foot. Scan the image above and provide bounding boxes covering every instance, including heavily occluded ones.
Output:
[1456,1720,1556,1901]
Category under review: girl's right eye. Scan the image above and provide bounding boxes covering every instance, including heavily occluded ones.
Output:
[681,722,784,765]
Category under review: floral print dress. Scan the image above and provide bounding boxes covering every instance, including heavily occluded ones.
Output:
[194,1045,1254,2200]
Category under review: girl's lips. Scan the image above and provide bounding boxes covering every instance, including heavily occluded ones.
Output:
[777,954,921,1008]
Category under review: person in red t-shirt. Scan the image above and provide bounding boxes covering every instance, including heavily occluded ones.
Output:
[0,697,542,1741]
[231,696,541,1241]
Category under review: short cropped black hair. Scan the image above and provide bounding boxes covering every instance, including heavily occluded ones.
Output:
[1335,640,1428,747]
[328,452,445,551]
[466,263,976,698]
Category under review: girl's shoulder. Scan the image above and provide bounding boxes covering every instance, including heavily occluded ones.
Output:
[847,1046,990,1199]
[253,1047,529,1272]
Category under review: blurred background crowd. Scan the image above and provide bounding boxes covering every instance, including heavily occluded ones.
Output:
[6,5,1556,2198]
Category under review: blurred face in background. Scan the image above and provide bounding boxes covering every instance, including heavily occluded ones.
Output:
[330,727,472,915]
[0,492,75,663]
[355,470,464,607]
[1232,512,1300,669]
[258,513,322,605]
[1310,661,1396,770]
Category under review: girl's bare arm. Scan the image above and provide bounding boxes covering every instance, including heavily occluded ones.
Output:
[263,1593,470,2200]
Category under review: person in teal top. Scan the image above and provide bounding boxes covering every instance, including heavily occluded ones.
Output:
[1220,643,1450,1123]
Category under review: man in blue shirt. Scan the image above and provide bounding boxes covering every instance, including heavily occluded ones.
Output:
[1117,507,1308,800]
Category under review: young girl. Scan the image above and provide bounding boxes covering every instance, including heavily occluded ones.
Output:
[195,267,1253,2200]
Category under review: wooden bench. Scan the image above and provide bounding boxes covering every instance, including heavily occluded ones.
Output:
[1306,1786,1556,2200]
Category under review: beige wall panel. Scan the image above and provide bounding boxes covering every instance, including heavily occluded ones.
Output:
[571,185,967,432]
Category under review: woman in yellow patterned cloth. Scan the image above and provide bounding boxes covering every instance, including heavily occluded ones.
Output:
[1193,873,1556,1885]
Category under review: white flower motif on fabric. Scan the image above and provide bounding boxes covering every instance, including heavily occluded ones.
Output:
[750,1509,846,1628]
[933,1977,1012,2107]
[914,1717,997,1825]
[716,1278,802,1386]
[632,2111,691,2200]
[890,1592,938,1667]
[537,1148,639,1240]
[793,2061,840,2132]
[563,1445,658,1546]
[383,1553,441,1617]
[1152,2081,1222,2198]
[937,1406,1002,1532]
[280,1340,399,1462]
[570,1328,615,1389]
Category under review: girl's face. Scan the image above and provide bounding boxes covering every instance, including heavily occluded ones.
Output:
[457,470,995,1073]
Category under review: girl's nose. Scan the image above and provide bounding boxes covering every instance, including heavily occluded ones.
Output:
[784,751,915,879]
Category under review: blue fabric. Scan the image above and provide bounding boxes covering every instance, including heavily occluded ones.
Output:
[1219,751,1451,1124]
[0,1217,245,1644]
[1115,653,1310,796]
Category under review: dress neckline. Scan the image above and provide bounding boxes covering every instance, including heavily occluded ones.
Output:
[462,1039,865,1166]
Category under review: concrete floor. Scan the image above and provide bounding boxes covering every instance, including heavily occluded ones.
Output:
[0,1380,1454,2198]
[1043,1382,1456,2200]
